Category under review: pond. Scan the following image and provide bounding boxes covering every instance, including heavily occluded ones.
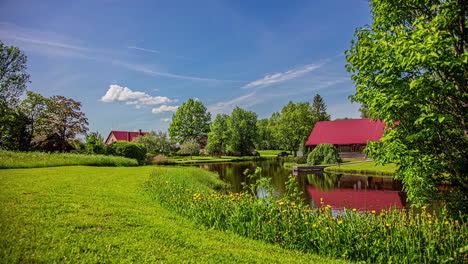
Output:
[198,159,408,213]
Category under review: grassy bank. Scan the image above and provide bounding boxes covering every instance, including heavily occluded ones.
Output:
[324,161,397,175]
[256,150,286,157]
[153,155,267,165]
[0,166,345,263]
[0,151,138,169]
[149,169,467,263]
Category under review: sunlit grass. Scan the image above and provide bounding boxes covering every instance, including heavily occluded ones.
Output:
[0,151,138,169]
[324,161,397,175]
[0,166,345,263]
[256,150,287,157]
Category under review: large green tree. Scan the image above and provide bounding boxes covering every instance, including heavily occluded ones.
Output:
[312,94,330,121]
[168,99,211,145]
[0,42,30,148]
[227,107,258,153]
[134,131,174,155]
[19,91,49,147]
[346,0,467,208]
[0,42,30,108]
[206,114,230,154]
[43,95,89,152]
[270,101,316,156]
[254,118,278,150]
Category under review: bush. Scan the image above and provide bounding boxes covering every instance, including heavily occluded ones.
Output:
[307,143,341,165]
[107,141,147,165]
[178,138,200,159]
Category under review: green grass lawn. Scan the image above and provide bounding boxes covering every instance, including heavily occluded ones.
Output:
[0,166,346,263]
[324,161,397,175]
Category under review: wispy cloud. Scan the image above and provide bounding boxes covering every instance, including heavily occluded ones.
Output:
[161,118,172,123]
[242,63,324,89]
[128,46,160,54]
[101,84,175,109]
[112,60,231,82]
[1,22,234,83]
[152,105,179,114]
[207,91,259,116]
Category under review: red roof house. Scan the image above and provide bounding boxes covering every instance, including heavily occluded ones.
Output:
[105,130,148,145]
[305,118,386,158]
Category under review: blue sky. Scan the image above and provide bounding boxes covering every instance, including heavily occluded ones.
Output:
[0,0,372,136]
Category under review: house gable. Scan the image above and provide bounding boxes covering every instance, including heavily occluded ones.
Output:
[105,130,148,145]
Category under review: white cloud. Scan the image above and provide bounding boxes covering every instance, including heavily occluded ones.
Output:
[101,84,174,107]
[128,46,160,54]
[242,63,323,89]
[160,118,172,123]
[207,92,258,116]
[152,105,180,114]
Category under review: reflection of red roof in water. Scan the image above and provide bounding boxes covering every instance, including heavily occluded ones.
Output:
[307,186,404,211]
[305,118,386,145]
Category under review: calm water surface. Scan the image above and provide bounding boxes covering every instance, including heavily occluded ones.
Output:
[198,160,408,212]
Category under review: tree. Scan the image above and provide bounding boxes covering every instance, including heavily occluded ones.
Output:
[43,95,89,152]
[0,42,30,147]
[270,101,316,156]
[0,108,31,151]
[168,99,211,145]
[227,107,258,154]
[346,0,467,208]
[359,104,370,118]
[0,42,30,109]
[85,132,105,154]
[19,91,50,148]
[134,131,173,155]
[307,143,341,165]
[312,94,330,121]
[178,138,200,159]
[206,114,230,154]
[255,118,279,150]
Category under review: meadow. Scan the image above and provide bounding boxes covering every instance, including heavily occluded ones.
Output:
[0,151,138,169]
[0,165,345,263]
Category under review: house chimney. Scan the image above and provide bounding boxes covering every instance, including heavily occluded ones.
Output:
[128,132,131,141]
[139,129,142,134]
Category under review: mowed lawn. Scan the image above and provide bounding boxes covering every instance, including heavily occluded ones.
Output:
[0,166,345,263]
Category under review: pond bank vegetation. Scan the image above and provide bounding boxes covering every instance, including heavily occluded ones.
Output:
[148,167,467,264]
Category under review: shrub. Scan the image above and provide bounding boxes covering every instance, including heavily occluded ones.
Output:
[178,138,200,159]
[85,132,105,154]
[107,141,146,165]
[307,143,341,165]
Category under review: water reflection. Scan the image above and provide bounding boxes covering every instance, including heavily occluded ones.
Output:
[198,160,407,212]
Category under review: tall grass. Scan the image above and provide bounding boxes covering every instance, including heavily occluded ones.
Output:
[147,169,467,264]
[0,151,138,168]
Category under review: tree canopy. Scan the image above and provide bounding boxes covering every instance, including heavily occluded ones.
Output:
[346,0,467,208]
[270,101,316,156]
[205,114,230,154]
[227,107,258,153]
[0,42,30,109]
[168,99,211,144]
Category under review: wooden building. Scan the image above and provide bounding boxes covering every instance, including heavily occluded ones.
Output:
[305,119,386,159]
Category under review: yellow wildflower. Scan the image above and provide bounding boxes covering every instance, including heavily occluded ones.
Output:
[352,208,357,212]
[371,210,376,214]
[338,221,343,224]
[444,221,449,225]
[428,221,433,224]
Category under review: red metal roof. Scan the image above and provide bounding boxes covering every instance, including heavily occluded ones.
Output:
[106,131,148,143]
[305,118,385,145]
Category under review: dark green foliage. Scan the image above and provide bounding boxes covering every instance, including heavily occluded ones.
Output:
[0,42,30,109]
[254,118,278,150]
[107,141,147,164]
[312,94,330,121]
[346,0,468,208]
[307,143,341,165]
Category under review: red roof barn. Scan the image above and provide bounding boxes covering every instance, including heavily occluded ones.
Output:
[305,118,386,159]
[105,130,148,145]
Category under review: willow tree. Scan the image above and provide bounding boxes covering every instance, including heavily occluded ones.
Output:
[346,0,467,209]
